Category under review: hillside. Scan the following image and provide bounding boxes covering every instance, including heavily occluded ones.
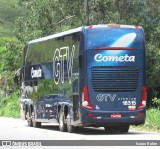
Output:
[0,0,25,37]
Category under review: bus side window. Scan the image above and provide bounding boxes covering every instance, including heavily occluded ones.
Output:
[79,55,82,68]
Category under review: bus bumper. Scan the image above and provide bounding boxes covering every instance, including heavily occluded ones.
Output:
[81,108,146,126]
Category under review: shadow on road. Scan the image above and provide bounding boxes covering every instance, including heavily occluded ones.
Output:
[24,123,143,135]
[70,127,141,135]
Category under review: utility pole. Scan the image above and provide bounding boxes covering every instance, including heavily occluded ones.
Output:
[84,0,89,25]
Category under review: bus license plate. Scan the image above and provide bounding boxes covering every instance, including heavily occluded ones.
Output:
[110,114,122,118]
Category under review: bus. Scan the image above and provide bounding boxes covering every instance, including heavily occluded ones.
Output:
[14,24,146,133]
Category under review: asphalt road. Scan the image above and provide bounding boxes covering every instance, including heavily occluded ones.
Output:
[0,117,160,149]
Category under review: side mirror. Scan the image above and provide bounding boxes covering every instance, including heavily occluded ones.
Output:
[14,67,22,86]
[14,76,19,86]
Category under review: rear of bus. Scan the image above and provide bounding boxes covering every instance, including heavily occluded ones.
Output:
[81,25,146,129]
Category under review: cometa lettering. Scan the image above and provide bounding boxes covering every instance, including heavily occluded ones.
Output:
[31,67,42,78]
[94,54,135,62]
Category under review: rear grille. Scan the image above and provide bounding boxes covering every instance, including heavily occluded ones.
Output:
[91,67,139,92]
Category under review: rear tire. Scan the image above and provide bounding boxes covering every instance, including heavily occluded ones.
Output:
[32,111,41,128]
[67,123,76,133]
[104,126,115,133]
[66,113,76,133]
[104,125,129,133]
[27,111,33,127]
[59,110,67,132]
[119,125,129,133]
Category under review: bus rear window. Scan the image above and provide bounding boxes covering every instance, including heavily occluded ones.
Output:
[87,28,143,50]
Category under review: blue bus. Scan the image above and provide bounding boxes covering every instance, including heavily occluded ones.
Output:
[14,24,146,133]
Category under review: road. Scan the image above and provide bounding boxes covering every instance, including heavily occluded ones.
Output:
[0,117,160,149]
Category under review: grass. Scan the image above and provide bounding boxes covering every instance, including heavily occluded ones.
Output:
[0,37,12,46]
[131,108,160,133]
[0,92,20,118]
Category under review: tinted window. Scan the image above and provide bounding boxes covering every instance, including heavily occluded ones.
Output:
[87,28,143,50]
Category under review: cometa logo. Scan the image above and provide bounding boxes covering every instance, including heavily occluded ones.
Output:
[94,54,135,62]
[31,67,42,78]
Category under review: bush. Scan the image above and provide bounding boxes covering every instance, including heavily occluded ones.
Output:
[152,98,160,109]
[0,92,20,118]
[131,108,160,132]
[145,108,160,130]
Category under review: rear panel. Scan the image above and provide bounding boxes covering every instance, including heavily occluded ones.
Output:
[81,25,146,125]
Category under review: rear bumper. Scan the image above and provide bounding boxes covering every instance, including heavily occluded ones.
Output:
[81,108,146,126]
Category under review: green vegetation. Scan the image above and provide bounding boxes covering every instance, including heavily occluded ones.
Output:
[9,0,160,102]
[131,108,160,133]
[152,98,160,109]
[0,0,160,132]
[0,92,20,118]
[0,0,25,37]
[145,108,160,131]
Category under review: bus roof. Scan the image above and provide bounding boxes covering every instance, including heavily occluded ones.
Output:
[28,27,82,44]
[28,24,142,44]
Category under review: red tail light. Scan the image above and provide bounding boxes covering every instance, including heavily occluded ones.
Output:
[135,26,140,30]
[108,24,120,28]
[88,25,93,29]
[82,86,94,110]
[141,86,147,100]
[137,86,147,109]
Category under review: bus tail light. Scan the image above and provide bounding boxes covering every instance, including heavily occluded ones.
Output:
[108,24,120,28]
[137,86,147,109]
[88,25,93,29]
[82,86,94,110]
[131,112,142,119]
[135,26,140,30]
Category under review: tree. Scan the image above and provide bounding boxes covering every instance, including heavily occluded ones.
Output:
[0,37,23,96]
[1,0,160,101]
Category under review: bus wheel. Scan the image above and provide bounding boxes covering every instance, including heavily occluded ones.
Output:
[66,114,76,133]
[32,111,41,128]
[104,126,114,133]
[59,110,67,132]
[27,111,33,127]
[119,125,129,133]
